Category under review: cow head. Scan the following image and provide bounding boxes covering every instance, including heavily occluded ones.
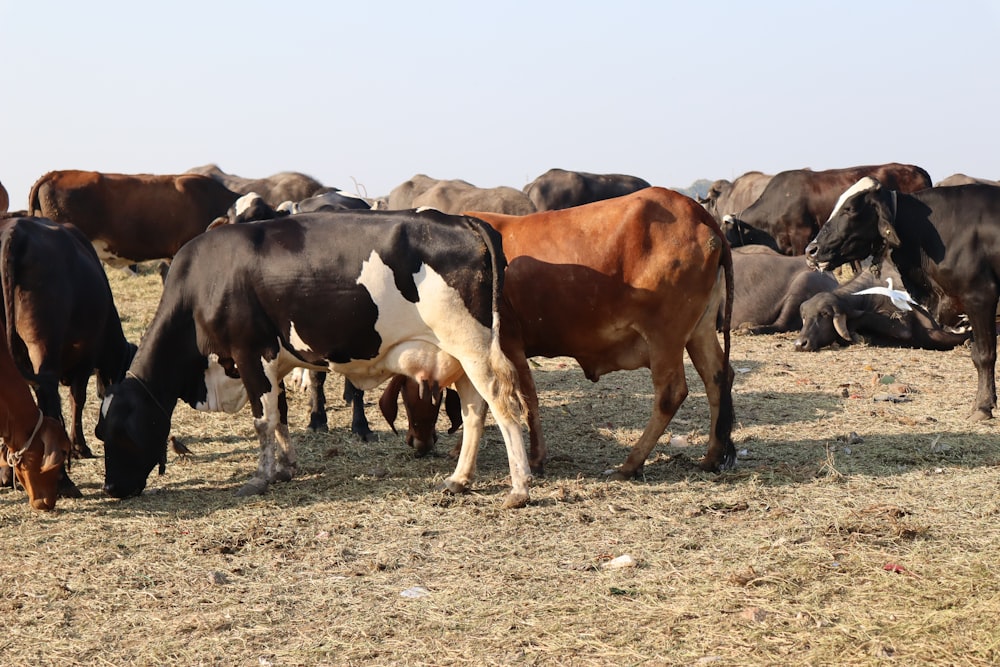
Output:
[794,292,856,352]
[806,177,900,271]
[2,415,71,510]
[378,375,462,456]
[96,376,172,498]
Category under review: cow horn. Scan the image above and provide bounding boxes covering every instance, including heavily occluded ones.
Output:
[833,313,851,340]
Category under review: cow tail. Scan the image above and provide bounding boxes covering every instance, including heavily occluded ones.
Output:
[716,235,736,448]
[27,175,45,217]
[0,225,17,354]
[468,216,526,423]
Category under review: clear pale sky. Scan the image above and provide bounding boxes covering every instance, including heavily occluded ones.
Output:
[2,1,998,206]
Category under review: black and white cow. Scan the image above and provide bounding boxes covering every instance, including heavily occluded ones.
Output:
[96,209,532,507]
[806,178,1000,420]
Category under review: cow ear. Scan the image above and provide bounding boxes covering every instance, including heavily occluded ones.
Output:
[875,189,901,248]
[378,375,404,434]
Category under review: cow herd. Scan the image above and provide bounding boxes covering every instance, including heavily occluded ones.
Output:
[0,162,998,513]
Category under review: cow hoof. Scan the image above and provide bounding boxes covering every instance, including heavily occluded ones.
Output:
[58,477,83,499]
[970,409,993,422]
[440,478,468,495]
[354,429,375,442]
[271,469,294,484]
[604,469,634,482]
[529,463,546,477]
[306,423,328,434]
[235,478,269,496]
[501,491,530,509]
[73,444,96,459]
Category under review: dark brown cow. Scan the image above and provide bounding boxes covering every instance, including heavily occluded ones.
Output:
[699,171,773,223]
[186,164,324,207]
[0,313,71,511]
[384,188,736,479]
[729,163,932,255]
[1,216,135,461]
[0,180,8,213]
[28,170,241,267]
[523,168,651,211]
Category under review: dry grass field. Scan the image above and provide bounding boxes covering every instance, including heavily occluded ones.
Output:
[2,265,1000,666]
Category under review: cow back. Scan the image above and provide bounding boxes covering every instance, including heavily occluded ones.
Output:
[523,168,652,211]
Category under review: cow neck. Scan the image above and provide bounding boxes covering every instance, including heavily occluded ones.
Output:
[3,411,44,470]
[0,356,46,458]
[125,370,173,421]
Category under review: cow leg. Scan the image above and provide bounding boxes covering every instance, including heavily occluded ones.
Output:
[446,352,531,509]
[685,306,737,472]
[68,372,95,459]
[272,380,296,483]
[306,370,328,432]
[442,375,486,496]
[509,345,546,475]
[344,380,374,441]
[609,354,688,481]
[968,299,999,421]
[232,355,283,496]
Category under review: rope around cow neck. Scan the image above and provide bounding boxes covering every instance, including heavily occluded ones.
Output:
[3,411,46,491]
[126,370,171,421]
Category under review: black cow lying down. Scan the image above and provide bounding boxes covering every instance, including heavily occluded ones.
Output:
[794,265,971,351]
[725,246,838,334]
[96,209,533,508]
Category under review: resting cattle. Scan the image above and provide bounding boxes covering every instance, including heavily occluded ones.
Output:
[806,178,1000,420]
[0,315,71,511]
[28,170,240,267]
[523,168,651,211]
[727,246,838,334]
[794,265,971,352]
[186,164,324,206]
[729,163,931,255]
[0,180,8,213]
[390,188,736,478]
[936,173,1000,187]
[1,215,135,459]
[386,174,454,210]
[412,180,535,215]
[699,171,773,223]
[96,209,532,507]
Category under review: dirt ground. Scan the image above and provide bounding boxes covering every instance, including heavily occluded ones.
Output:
[1,267,999,666]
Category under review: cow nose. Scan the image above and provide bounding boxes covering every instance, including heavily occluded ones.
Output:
[804,242,818,258]
[794,338,809,351]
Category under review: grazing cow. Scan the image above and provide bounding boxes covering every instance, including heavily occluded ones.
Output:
[0,215,136,459]
[727,246,838,334]
[412,180,535,215]
[722,217,780,251]
[207,191,375,440]
[0,315,71,511]
[186,164,324,206]
[387,188,736,478]
[0,180,8,213]
[28,170,241,267]
[699,171,773,223]
[805,178,1000,420]
[729,163,932,255]
[936,173,1000,187]
[523,168,651,211]
[794,265,971,352]
[378,375,463,454]
[96,209,532,507]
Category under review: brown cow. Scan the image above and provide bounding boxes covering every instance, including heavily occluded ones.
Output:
[0,314,71,511]
[383,188,736,479]
[728,163,932,255]
[186,164,325,207]
[0,180,8,213]
[699,170,773,223]
[28,170,241,267]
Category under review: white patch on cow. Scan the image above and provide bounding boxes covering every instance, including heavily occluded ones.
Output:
[195,354,250,413]
[92,239,133,268]
[235,192,263,219]
[288,321,313,355]
[340,250,490,390]
[101,394,113,418]
[415,205,441,213]
[827,177,878,222]
[276,200,296,213]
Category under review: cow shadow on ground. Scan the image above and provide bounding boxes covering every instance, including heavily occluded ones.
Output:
[45,359,1000,518]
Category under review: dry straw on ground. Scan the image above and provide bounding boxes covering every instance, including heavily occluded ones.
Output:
[2,265,999,666]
